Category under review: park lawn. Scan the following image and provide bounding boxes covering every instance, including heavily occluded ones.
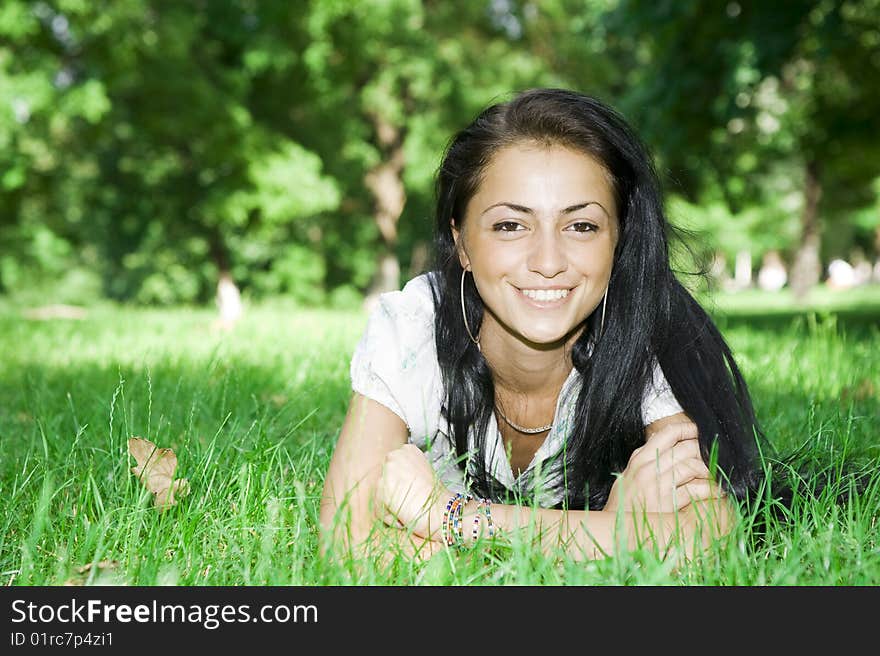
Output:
[0,287,878,586]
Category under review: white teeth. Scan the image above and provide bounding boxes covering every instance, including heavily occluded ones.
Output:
[521,288,569,301]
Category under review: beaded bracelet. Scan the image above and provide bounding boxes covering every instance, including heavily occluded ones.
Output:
[442,493,497,547]
[441,493,462,547]
[474,498,495,540]
[442,492,472,547]
[452,494,472,545]
[452,496,467,546]
[471,500,482,542]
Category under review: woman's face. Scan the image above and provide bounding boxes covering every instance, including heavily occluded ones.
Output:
[453,142,619,348]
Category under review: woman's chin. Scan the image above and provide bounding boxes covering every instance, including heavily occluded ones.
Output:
[511,316,592,348]
[516,328,572,348]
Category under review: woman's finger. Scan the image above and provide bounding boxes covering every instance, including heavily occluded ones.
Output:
[381,509,401,527]
[656,440,704,471]
[630,458,709,513]
[637,452,708,488]
[673,480,716,510]
[634,423,699,467]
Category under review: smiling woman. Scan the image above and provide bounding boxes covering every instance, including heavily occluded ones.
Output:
[453,145,617,351]
[319,88,764,564]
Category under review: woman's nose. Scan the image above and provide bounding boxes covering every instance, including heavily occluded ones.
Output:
[526,231,568,277]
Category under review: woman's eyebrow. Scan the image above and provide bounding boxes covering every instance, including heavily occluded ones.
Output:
[481,201,611,217]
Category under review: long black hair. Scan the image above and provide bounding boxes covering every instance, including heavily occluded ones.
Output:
[429,88,767,510]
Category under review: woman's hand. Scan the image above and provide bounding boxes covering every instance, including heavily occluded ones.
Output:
[375,443,450,541]
[604,419,723,514]
[363,525,445,566]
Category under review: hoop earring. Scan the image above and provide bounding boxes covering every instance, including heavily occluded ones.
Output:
[460,268,480,346]
[600,283,608,336]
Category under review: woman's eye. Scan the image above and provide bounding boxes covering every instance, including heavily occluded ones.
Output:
[493,221,523,232]
[567,222,598,233]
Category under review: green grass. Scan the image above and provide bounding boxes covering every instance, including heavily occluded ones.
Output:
[0,286,878,586]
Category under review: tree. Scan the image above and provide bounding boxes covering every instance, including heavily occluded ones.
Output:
[603,0,880,299]
[0,1,567,303]
[1,1,340,304]
[284,0,560,296]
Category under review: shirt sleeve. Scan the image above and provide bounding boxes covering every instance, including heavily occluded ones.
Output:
[349,276,437,434]
[641,359,684,426]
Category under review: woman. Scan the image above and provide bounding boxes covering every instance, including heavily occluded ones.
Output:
[320,88,762,563]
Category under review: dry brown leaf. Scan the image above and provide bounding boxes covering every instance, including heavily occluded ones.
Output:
[63,560,120,586]
[76,559,120,575]
[128,437,189,510]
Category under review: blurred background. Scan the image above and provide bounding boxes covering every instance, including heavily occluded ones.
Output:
[1,0,878,313]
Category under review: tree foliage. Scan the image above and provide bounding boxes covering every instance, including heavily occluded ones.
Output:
[604,0,880,291]
[1,0,877,305]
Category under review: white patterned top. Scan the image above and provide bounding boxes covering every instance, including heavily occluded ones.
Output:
[350,273,684,507]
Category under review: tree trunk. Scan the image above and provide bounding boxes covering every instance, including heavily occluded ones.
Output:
[208,227,231,277]
[364,112,406,296]
[208,228,241,329]
[790,160,822,302]
[408,240,430,279]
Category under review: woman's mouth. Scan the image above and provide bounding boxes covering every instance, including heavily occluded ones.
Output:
[516,286,574,307]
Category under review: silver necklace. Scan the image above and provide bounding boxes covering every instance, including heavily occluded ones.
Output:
[495,405,554,434]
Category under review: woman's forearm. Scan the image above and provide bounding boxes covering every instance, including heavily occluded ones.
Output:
[320,486,442,563]
[454,498,734,561]
[460,502,670,560]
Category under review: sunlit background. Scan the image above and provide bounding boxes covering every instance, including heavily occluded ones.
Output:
[1,1,879,588]
[2,0,878,314]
